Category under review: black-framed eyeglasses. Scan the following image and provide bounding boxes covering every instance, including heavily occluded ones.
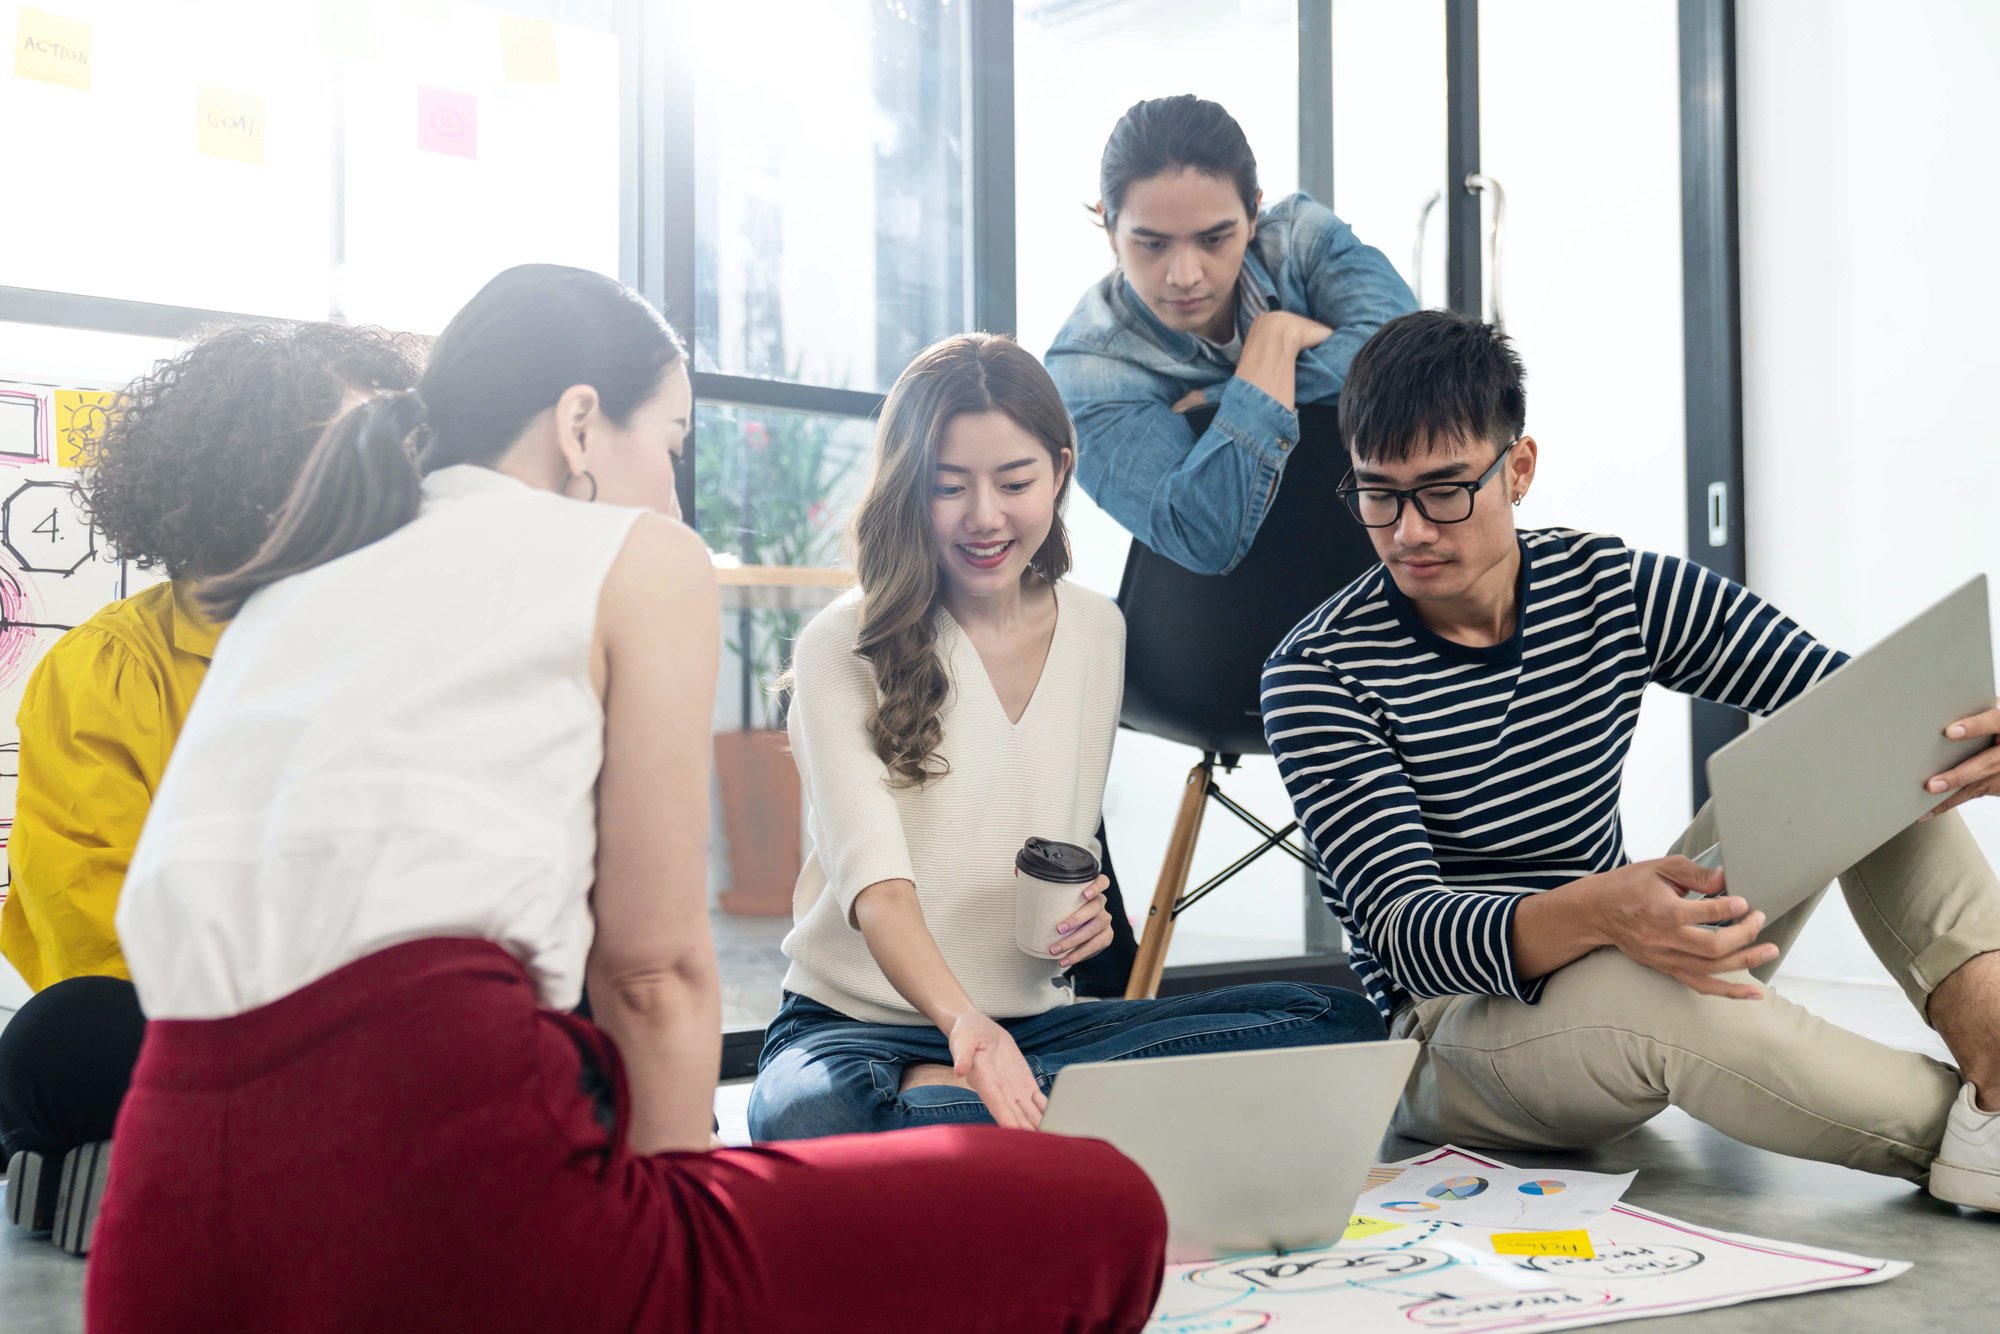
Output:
[1335,438,1520,528]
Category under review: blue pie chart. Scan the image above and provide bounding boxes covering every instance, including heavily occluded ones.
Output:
[1519,1179,1568,1196]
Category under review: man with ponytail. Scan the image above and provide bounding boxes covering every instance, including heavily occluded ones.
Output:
[88,267,1169,1334]
[0,321,422,1253]
[1049,94,1415,575]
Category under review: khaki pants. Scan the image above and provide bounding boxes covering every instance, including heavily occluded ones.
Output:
[1390,806,2000,1181]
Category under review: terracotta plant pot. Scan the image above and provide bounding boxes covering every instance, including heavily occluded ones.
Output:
[714,728,802,917]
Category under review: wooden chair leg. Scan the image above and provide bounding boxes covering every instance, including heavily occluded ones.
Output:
[1124,762,1211,1000]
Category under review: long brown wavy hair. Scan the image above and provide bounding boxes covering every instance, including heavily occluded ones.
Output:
[849,334,1075,787]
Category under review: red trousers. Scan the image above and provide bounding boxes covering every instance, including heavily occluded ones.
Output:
[86,939,1166,1333]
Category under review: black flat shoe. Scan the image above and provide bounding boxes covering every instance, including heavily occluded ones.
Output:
[52,1140,111,1255]
[4,1149,59,1234]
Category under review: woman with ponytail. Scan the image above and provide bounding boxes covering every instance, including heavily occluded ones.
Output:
[749,334,1383,1142]
[88,268,1169,1334]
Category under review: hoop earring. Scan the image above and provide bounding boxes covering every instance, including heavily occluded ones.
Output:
[565,469,598,503]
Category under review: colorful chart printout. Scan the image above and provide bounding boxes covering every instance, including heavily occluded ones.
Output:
[1148,1147,1907,1334]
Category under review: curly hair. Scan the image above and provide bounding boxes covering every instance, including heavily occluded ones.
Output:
[78,322,426,580]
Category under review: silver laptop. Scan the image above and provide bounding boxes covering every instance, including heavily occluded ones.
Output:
[1697,574,1994,923]
[1040,1038,1418,1262]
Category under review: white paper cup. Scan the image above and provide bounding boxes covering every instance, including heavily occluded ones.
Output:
[1014,837,1099,958]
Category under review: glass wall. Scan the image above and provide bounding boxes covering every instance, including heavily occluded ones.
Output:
[0,0,624,334]
[692,0,968,396]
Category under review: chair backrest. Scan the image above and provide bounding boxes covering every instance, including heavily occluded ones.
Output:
[1116,403,1379,760]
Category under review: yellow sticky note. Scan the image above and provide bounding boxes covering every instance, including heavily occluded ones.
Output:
[497,15,558,84]
[13,6,93,91]
[54,389,115,468]
[1491,1229,1595,1259]
[197,87,267,165]
[315,0,378,60]
[1344,1216,1404,1242]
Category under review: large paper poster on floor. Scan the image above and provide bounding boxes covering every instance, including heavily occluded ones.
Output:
[1147,1147,1908,1334]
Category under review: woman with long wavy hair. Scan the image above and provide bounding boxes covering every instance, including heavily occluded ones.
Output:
[749,333,1384,1141]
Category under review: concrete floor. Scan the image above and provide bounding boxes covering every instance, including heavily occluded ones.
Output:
[3,977,1995,1332]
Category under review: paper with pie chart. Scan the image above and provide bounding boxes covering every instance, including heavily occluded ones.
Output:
[1150,1147,1906,1334]
[1356,1150,1636,1232]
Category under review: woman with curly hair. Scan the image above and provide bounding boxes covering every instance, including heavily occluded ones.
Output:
[747,333,1384,1141]
[0,321,421,1252]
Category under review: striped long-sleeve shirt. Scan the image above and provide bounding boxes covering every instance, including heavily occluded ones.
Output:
[1260,528,1847,1020]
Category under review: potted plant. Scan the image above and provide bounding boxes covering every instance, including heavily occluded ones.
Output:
[696,405,863,915]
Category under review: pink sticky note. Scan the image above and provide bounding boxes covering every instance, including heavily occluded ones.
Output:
[417,85,476,159]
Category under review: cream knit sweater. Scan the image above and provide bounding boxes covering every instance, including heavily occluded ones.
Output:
[779,582,1124,1026]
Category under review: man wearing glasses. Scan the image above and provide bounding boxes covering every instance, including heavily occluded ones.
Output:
[1259,309,2000,1210]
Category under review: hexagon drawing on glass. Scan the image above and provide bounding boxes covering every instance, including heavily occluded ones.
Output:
[4,480,96,575]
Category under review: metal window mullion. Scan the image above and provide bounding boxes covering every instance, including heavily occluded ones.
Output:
[0,286,276,339]
[690,373,885,423]
[1297,0,1344,956]
[1445,0,1482,317]
[967,0,1016,336]
[1680,0,1748,807]
[1298,0,1333,208]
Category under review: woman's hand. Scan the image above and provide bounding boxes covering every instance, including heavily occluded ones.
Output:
[948,1012,1047,1130]
[1049,875,1115,971]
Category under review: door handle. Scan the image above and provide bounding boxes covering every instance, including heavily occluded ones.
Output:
[1464,173,1506,327]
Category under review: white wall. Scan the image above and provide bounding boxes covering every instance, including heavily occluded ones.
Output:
[1739,0,2000,983]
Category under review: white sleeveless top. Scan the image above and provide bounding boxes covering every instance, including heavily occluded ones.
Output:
[117,466,648,1019]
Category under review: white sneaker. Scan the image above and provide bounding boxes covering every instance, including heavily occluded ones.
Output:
[1930,1082,2000,1212]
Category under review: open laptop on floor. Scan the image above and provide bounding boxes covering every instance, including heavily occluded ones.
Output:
[1040,1038,1418,1262]
[1692,574,1994,923]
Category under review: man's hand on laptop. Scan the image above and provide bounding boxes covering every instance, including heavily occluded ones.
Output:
[949,1013,1048,1131]
[1925,699,2000,819]
[1589,858,1781,1000]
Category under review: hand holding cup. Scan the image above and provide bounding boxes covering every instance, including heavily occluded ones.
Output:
[1049,875,1114,970]
[1014,837,1102,963]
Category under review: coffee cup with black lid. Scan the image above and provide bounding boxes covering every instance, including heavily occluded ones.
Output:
[1014,837,1100,959]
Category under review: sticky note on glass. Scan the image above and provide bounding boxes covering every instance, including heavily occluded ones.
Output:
[1344,1215,1404,1242]
[417,85,476,158]
[315,0,378,60]
[1491,1230,1595,1259]
[497,15,558,83]
[198,87,267,164]
[13,6,93,91]
[54,389,115,468]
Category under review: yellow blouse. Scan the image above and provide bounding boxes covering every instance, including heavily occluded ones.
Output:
[0,580,217,990]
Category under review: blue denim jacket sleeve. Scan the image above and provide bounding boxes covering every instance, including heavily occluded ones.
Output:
[1282,197,1419,406]
[1047,344,1295,575]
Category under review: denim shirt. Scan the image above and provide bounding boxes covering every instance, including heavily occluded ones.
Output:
[1046,193,1415,575]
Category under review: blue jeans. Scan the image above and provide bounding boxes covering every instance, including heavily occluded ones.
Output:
[748,982,1386,1141]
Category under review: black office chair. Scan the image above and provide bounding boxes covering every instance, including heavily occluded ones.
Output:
[1114,403,1378,998]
